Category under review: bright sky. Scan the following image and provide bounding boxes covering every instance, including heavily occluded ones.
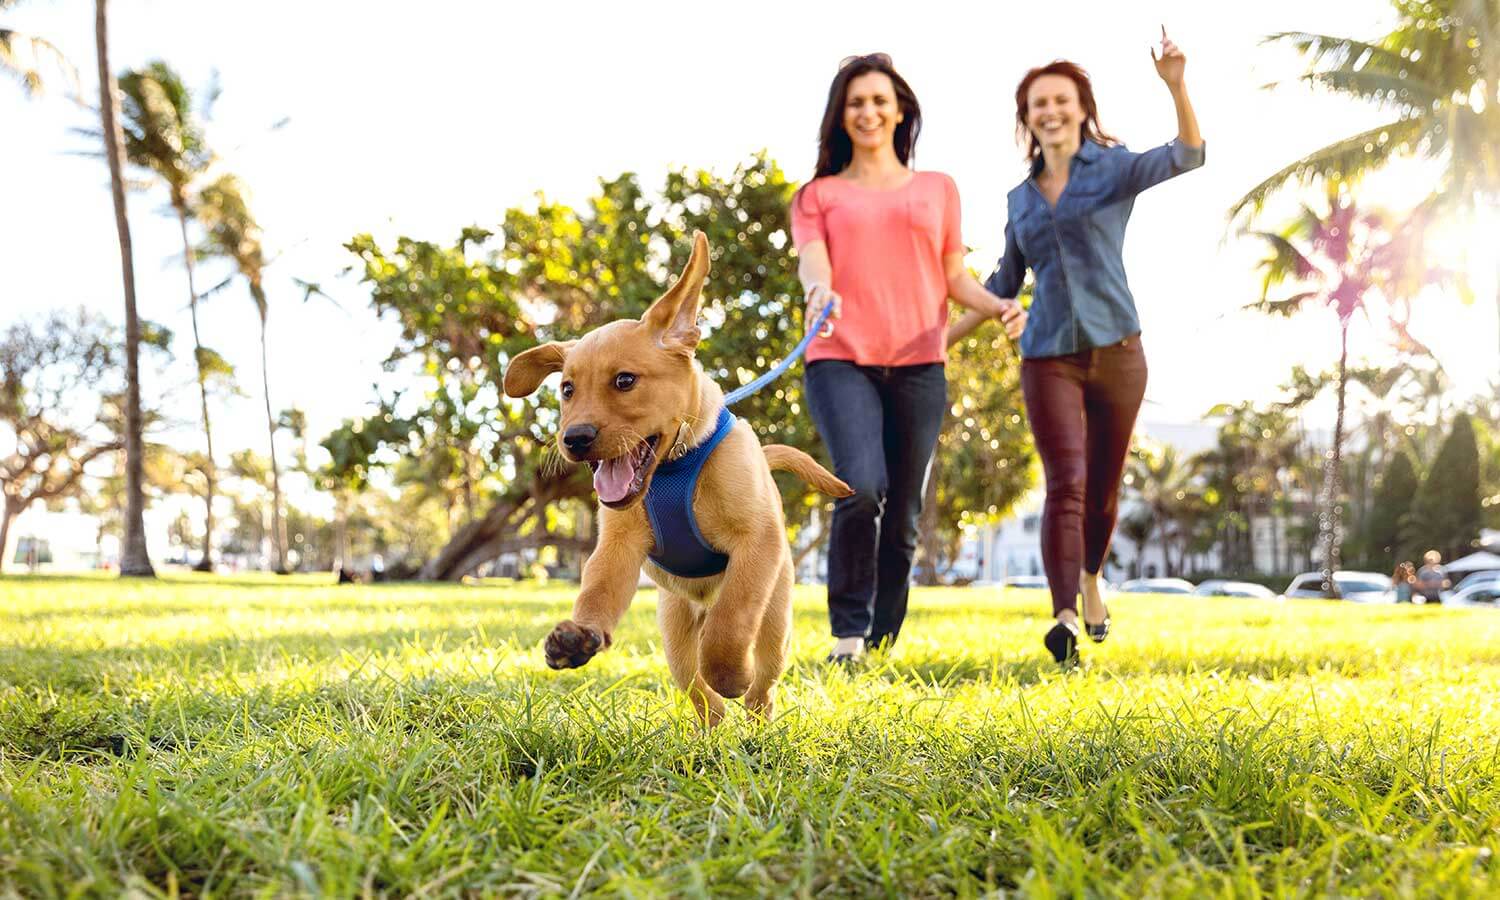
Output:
[4,0,1494,496]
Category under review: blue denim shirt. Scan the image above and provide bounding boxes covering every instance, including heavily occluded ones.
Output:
[985,138,1206,359]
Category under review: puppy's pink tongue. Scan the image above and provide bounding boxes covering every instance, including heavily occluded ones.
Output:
[594,455,637,503]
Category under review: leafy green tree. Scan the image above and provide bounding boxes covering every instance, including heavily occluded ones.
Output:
[197,174,289,573]
[1469,385,1500,528]
[0,311,120,572]
[1361,449,1420,566]
[1405,413,1482,559]
[1234,0,1498,360]
[344,156,1034,579]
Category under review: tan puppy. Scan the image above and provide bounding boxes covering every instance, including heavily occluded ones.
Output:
[503,231,851,725]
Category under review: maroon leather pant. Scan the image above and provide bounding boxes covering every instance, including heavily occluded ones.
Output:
[1020,335,1148,616]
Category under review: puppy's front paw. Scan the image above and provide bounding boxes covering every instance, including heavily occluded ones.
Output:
[544,620,606,669]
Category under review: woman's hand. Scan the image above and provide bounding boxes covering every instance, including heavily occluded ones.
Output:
[1152,26,1186,87]
[994,298,1027,340]
[805,282,842,336]
[1152,26,1186,89]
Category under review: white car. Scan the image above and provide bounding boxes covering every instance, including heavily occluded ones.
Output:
[1284,571,1395,603]
[1193,580,1278,599]
[1444,579,1500,609]
[1118,577,1196,595]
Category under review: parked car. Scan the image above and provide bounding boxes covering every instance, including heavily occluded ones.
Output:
[1192,580,1278,599]
[1451,570,1500,593]
[1118,577,1196,594]
[1283,571,1395,603]
[1002,575,1049,590]
[1444,579,1500,608]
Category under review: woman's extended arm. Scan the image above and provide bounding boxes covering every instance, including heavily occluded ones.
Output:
[944,252,1025,341]
[797,239,841,329]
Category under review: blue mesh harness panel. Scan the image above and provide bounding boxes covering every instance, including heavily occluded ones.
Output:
[644,408,734,579]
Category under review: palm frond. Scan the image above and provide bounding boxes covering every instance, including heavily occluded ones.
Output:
[1262,31,1409,76]
[1247,230,1318,297]
[1247,290,1320,317]
[0,28,79,100]
[1228,118,1428,220]
[1295,69,1440,112]
[1263,29,1455,91]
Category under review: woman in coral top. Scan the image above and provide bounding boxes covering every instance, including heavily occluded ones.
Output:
[792,54,1025,662]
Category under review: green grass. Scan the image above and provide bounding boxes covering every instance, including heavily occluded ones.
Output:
[2,573,1499,897]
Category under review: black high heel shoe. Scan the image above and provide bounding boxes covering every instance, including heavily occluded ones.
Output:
[1084,605,1111,644]
[1044,619,1079,668]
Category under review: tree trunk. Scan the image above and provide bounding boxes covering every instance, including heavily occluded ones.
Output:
[257,311,289,573]
[419,495,531,581]
[1319,325,1350,598]
[573,502,595,580]
[1270,486,1282,574]
[0,495,16,575]
[97,0,154,578]
[177,205,218,572]
[334,491,351,571]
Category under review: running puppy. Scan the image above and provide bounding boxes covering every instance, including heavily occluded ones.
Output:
[503,231,851,725]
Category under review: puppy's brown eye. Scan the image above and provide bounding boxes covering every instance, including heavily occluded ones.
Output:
[614,372,637,391]
[560,382,574,400]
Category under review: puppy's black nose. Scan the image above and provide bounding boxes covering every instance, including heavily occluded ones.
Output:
[562,424,598,455]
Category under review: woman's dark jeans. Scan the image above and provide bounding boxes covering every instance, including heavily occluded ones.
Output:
[805,360,946,647]
[1020,335,1148,616]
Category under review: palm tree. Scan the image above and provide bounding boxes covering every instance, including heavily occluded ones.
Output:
[1233,0,1500,363]
[94,0,153,577]
[197,175,288,573]
[1124,443,1198,576]
[110,61,221,571]
[1248,192,1437,594]
[1114,512,1153,579]
[1,0,76,98]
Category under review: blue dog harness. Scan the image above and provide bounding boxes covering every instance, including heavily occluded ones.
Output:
[644,407,735,579]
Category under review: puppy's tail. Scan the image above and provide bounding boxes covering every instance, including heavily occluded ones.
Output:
[762,445,854,497]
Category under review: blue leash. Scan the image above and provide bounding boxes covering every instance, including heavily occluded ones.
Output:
[722,303,834,407]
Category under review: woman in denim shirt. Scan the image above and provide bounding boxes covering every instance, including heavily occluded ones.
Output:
[949,29,1204,665]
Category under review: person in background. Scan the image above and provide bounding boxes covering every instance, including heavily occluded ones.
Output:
[1392,560,1415,604]
[1414,550,1449,604]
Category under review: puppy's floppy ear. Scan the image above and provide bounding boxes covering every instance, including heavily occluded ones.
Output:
[643,230,709,355]
[503,340,577,398]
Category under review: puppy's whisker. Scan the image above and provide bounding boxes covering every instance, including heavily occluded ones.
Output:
[542,443,575,480]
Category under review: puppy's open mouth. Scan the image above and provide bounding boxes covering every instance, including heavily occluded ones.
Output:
[588,434,661,508]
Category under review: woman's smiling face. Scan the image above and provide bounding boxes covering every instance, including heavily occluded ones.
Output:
[843,71,903,153]
[1026,73,1081,152]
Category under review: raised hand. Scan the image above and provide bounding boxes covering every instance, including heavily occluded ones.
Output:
[1151,25,1186,89]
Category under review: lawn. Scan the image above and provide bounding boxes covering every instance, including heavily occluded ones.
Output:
[1,573,1498,897]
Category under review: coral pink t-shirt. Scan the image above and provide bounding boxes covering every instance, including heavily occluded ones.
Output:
[791,171,962,366]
